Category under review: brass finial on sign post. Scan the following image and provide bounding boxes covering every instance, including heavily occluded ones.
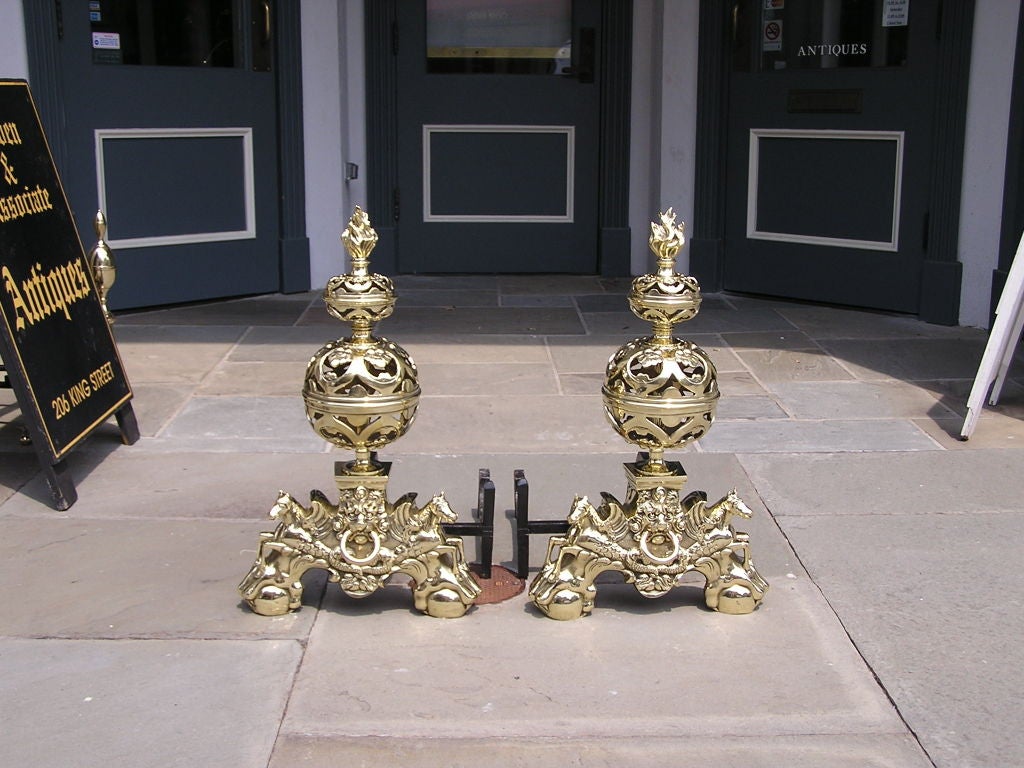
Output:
[528,209,768,619]
[89,210,116,324]
[239,207,481,618]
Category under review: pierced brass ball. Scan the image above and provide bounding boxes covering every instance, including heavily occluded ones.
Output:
[302,337,420,454]
[602,336,719,453]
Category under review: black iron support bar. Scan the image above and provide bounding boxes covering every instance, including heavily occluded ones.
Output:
[441,468,495,579]
[512,469,569,579]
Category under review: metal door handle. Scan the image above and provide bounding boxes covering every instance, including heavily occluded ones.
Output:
[571,27,595,83]
[262,0,271,44]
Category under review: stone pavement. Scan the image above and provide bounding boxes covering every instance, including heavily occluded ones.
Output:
[1,276,1022,767]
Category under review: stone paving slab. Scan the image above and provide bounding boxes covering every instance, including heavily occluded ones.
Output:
[735,348,856,382]
[574,293,630,312]
[917,415,1024,448]
[557,371,606,394]
[720,329,821,350]
[700,419,940,453]
[280,579,905,743]
[0,450,37,504]
[719,370,770,395]
[778,511,1024,768]
[820,338,987,380]
[232,328,554,366]
[499,293,575,307]
[393,394,624,453]
[917,376,1024,420]
[581,311,658,336]
[499,275,609,294]
[0,638,302,768]
[197,360,308,396]
[230,326,349,362]
[403,335,551,364]
[392,275,498,290]
[0,451,336,520]
[0,517,324,639]
[117,295,313,325]
[128,382,195,436]
[112,325,246,383]
[159,395,324,452]
[767,380,958,420]
[717,394,789,420]
[398,288,498,307]
[685,307,798,334]
[340,307,586,335]
[774,305,988,340]
[417,361,559,396]
[546,333,740,373]
[270,733,932,768]
[737,450,1024,516]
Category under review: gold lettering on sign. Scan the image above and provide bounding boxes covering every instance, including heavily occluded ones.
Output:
[0,183,54,223]
[0,119,55,224]
[2,259,92,331]
[0,121,22,146]
[50,361,117,420]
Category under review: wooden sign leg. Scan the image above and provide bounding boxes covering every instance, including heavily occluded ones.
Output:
[43,458,78,511]
[115,402,140,445]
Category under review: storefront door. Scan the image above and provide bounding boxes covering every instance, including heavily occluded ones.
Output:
[55,0,280,309]
[394,0,602,273]
[724,0,941,313]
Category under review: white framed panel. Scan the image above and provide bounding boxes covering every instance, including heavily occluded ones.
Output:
[747,128,904,252]
[94,127,256,249]
[423,124,574,223]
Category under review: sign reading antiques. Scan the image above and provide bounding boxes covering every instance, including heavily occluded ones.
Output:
[0,80,133,471]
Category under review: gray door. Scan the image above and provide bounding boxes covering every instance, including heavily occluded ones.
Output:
[724,0,940,313]
[56,0,279,309]
[395,1,601,273]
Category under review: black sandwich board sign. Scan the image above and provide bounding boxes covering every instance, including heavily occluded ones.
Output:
[0,79,137,509]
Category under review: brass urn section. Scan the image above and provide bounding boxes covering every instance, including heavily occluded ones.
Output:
[302,207,420,475]
[529,208,767,619]
[239,207,480,618]
[88,210,116,324]
[603,209,719,476]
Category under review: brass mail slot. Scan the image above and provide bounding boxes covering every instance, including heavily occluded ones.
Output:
[787,89,863,114]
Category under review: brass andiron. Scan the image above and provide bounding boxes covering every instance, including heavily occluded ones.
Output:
[89,210,115,324]
[239,207,481,618]
[529,209,768,620]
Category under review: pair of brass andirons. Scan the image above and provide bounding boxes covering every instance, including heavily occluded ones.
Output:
[238,207,768,620]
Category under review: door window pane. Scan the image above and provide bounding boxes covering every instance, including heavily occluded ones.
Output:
[90,0,238,67]
[426,0,572,74]
[733,0,910,72]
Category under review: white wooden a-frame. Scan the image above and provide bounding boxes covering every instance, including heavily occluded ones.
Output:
[961,231,1024,439]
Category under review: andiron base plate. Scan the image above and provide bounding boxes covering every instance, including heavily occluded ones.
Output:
[529,460,768,620]
[239,461,481,618]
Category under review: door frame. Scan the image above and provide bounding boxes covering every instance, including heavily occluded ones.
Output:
[20,0,310,296]
[365,0,632,276]
[691,1,975,325]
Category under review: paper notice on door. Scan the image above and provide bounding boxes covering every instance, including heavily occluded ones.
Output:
[762,20,783,52]
[91,32,121,50]
[883,0,909,27]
